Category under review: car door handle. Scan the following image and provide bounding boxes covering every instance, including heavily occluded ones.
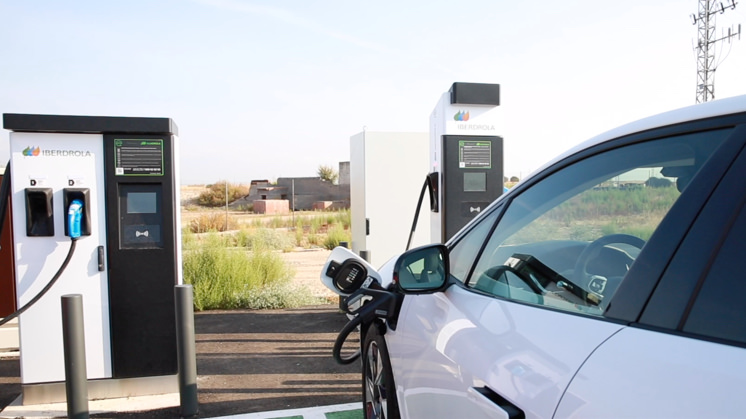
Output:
[470,386,525,419]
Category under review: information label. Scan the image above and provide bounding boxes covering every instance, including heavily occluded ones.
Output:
[114,139,164,176]
[459,140,491,169]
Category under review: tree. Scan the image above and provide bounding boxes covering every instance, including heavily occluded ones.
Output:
[317,165,338,184]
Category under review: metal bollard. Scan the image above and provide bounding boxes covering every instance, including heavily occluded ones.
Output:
[61,294,89,419]
[360,250,371,263]
[175,284,198,418]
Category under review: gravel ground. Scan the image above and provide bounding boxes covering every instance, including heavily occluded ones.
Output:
[278,248,335,299]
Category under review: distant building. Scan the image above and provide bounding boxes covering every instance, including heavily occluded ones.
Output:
[240,162,350,211]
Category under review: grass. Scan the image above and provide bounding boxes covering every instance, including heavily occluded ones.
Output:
[507,186,679,244]
[182,209,351,310]
[183,233,326,310]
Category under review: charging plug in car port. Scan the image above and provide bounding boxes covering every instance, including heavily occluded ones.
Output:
[332,287,402,365]
[328,259,368,294]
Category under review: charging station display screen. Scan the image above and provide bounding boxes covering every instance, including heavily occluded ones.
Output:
[459,140,491,169]
[464,172,487,192]
[127,192,157,214]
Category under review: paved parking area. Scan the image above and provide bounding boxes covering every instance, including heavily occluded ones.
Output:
[0,305,363,418]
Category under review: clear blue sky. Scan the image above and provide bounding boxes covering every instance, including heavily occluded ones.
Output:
[1,0,745,184]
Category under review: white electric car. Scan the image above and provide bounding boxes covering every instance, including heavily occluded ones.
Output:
[321,94,746,419]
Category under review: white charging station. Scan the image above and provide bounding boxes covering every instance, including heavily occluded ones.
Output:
[430,83,503,243]
[2,114,182,404]
[349,131,430,268]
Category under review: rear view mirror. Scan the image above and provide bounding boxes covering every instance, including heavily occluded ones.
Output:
[394,244,450,293]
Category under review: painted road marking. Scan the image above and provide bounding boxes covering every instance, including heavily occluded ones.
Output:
[214,402,362,419]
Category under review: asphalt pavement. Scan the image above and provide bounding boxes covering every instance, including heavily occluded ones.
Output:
[0,305,363,418]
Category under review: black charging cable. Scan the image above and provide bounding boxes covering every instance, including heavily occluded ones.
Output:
[0,240,77,326]
[405,175,437,251]
[0,162,81,326]
[332,287,400,364]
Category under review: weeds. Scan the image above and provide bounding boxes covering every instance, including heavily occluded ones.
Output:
[183,234,296,310]
[323,224,351,250]
[182,209,352,310]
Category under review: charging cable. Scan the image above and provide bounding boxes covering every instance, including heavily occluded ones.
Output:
[405,174,437,251]
[0,196,82,326]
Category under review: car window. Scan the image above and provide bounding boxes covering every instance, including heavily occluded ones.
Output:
[448,208,499,283]
[682,203,746,345]
[466,129,730,316]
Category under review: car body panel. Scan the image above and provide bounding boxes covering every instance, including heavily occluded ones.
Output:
[320,94,746,419]
[386,285,625,419]
[556,327,746,418]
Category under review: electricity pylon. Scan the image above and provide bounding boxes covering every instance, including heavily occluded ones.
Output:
[692,0,741,103]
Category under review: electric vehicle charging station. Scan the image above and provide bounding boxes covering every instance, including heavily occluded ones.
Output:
[324,82,504,363]
[349,131,430,268]
[2,113,182,404]
[430,82,503,243]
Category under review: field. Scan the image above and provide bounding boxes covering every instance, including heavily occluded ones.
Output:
[180,185,346,309]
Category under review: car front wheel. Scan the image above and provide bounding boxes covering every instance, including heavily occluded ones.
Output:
[363,324,400,419]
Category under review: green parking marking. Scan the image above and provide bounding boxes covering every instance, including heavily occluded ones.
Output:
[326,409,363,419]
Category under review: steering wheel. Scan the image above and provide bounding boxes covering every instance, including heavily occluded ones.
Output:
[573,233,646,292]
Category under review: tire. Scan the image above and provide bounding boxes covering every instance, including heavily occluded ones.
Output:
[362,324,400,419]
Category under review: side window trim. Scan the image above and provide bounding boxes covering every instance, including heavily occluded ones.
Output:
[638,124,746,331]
[607,123,746,322]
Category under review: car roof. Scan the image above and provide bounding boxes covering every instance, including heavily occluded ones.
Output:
[527,94,746,181]
[452,94,746,244]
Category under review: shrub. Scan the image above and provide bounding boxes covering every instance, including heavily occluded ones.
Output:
[197,181,249,207]
[234,282,326,309]
[239,228,296,252]
[323,224,350,250]
[183,234,296,311]
[188,213,238,233]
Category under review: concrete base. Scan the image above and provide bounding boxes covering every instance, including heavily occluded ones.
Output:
[22,374,178,405]
[0,392,179,418]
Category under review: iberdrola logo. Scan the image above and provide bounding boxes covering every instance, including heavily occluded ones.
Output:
[22,146,40,156]
[454,111,470,121]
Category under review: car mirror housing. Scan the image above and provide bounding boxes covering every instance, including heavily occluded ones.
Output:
[394,244,450,293]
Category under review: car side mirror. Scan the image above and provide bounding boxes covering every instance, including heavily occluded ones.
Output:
[393,244,450,293]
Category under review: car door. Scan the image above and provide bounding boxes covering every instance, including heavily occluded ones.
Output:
[556,124,746,418]
[384,121,746,419]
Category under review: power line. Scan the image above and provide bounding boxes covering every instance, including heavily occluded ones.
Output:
[692,0,741,103]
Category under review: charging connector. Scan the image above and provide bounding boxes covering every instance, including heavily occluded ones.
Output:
[67,199,84,240]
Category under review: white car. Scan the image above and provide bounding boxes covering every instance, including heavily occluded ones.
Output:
[321,95,746,419]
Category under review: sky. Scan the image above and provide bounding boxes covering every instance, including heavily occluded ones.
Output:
[1,0,745,185]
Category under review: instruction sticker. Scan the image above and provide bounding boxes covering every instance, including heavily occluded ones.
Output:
[459,140,491,169]
[114,139,164,176]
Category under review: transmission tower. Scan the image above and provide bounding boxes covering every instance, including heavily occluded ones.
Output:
[692,0,741,103]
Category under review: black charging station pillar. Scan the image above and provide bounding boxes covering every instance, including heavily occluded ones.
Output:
[430,83,503,243]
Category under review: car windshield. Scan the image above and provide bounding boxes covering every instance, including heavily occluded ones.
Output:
[466,128,732,315]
